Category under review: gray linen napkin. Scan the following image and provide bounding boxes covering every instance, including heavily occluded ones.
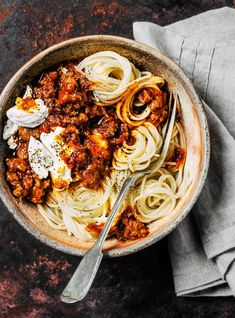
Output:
[133,7,235,296]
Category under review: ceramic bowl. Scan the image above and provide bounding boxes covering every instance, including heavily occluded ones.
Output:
[0,35,210,257]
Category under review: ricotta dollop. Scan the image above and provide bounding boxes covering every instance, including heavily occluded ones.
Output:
[7,98,48,128]
[28,127,72,191]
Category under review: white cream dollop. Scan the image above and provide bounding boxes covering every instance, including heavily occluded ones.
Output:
[23,85,33,99]
[28,128,72,190]
[7,136,18,150]
[3,86,34,143]
[3,119,19,140]
[40,127,72,187]
[28,137,53,179]
[6,98,48,128]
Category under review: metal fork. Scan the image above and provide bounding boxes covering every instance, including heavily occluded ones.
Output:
[60,94,177,303]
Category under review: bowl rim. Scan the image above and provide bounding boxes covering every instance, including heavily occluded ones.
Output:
[0,35,210,257]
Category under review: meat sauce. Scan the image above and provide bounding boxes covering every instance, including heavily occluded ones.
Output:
[175,147,186,169]
[136,87,168,126]
[5,63,167,241]
[115,206,149,241]
[6,158,50,204]
[86,206,149,241]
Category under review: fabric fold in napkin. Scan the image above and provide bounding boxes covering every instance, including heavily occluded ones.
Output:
[133,7,235,297]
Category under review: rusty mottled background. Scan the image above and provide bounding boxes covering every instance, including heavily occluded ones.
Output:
[1,1,235,317]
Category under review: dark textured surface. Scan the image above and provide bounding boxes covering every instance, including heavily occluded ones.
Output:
[0,1,235,317]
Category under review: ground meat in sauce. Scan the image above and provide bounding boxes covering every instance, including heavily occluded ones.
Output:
[137,89,153,104]
[93,117,118,138]
[115,206,149,241]
[135,88,168,126]
[81,159,110,190]
[86,222,117,236]
[17,127,41,142]
[34,71,58,97]
[6,158,50,203]
[4,62,171,241]
[60,125,88,170]
[16,143,28,160]
[86,207,149,240]
[175,147,186,169]
[85,135,110,160]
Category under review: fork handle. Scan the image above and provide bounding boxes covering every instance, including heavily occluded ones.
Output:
[60,244,103,303]
[60,176,135,303]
